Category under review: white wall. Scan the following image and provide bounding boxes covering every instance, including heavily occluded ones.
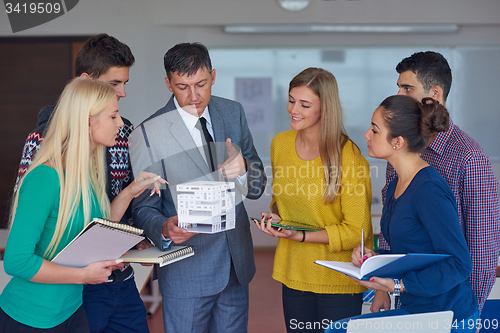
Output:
[2,0,500,126]
[1,0,499,247]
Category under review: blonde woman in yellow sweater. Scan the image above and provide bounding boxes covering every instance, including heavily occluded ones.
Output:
[254,67,372,332]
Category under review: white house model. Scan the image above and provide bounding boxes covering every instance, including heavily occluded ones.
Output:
[177,181,236,233]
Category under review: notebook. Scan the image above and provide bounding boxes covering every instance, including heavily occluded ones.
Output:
[52,218,145,268]
[120,246,195,267]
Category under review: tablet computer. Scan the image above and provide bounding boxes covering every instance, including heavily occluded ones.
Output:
[250,218,322,231]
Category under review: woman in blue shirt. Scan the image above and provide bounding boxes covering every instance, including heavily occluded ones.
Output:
[326,95,478,333]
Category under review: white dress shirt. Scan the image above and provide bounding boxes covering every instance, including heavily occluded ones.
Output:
[173,97,248,186]
[174,97,214,167]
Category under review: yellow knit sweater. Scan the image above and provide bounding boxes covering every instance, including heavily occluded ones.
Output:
[271,130,373,294]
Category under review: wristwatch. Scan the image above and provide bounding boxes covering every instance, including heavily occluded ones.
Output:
[392,279,401,297]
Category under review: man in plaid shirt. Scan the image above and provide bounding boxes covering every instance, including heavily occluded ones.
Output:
[373,51,500,316]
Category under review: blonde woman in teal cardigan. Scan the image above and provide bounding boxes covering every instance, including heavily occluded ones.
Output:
[254,68,372,333]
[0,78,165,332]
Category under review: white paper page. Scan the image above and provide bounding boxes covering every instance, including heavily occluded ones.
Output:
[360,254,404,276]
[315,254,404,279]
[315,260,363,279]
[52,224,144,268]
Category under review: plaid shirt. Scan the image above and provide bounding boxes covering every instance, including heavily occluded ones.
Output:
[381,119,500,312]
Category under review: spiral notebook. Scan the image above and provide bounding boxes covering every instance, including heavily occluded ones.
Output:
[52,218,145,268]
[120,246,195,267]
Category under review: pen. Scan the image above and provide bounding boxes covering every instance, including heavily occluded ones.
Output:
[361,229,364,264]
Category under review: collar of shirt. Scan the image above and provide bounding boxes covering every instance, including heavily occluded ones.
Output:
[174,97,214,138]
[426,118,456,156]
[173,97,249,186]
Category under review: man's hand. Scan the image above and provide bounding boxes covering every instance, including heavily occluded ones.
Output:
[162,215,197,244]
[218,138,246,178]
[135,239,154,251]
[134,239,155,266]
[370,290,391,313]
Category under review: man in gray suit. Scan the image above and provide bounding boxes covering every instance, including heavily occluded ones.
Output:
[129,42,266,333]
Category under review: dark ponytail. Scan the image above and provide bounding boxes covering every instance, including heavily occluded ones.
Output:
[380,95,449,152]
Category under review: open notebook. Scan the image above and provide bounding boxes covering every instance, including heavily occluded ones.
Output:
[52,218,145,268]
[315,253,451,280]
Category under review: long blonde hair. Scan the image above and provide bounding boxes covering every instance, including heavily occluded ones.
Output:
[11,78,115,259]
[289,67,353,204]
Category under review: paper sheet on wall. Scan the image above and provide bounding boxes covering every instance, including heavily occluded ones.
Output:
[235,78,273,132]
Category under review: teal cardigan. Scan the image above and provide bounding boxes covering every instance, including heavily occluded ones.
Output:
[0,165,101,328]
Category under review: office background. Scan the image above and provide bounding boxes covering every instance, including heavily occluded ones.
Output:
[0,0,499,247]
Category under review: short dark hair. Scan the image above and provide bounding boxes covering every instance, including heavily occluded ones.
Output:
[163,42,212,79]
[380,95,449,152]
[396,51,452,102]
[74,34,135,79]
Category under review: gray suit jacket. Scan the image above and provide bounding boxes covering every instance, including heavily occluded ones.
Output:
[130,95,266,298]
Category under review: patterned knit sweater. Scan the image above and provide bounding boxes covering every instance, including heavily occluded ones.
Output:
[17,106,133,202]
[271,130,373,294]
[15,105,134,283]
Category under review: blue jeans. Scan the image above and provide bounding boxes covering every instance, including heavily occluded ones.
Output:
[325,308,479,333]
[83,278,149,333]
[0,305,89,332]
